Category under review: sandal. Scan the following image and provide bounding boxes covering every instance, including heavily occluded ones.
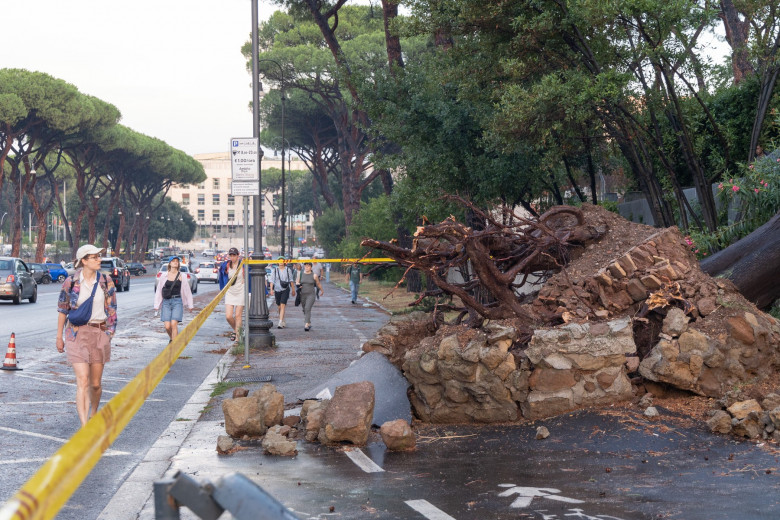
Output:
[229,332,237,341]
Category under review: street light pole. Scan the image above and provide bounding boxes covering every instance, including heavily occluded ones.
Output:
[258,58,286,258]
[249,0,274,347]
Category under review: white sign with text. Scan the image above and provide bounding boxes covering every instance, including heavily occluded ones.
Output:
[230,138,259,181]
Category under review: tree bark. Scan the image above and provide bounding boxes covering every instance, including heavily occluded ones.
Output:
[700,211,780,309]
[719,0,755,84]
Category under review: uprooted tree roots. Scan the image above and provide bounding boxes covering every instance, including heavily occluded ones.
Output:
[361,199,607,332]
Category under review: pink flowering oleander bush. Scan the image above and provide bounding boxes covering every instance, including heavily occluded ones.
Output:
[690,153,779,257]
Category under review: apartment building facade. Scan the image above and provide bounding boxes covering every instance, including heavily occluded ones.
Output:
[169,152,312,253]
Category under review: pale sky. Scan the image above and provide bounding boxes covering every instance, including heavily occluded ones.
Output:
[2,1,730,160]
[1,0,278,156]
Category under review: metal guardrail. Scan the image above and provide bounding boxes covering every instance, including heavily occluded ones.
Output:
[154,471,299,520]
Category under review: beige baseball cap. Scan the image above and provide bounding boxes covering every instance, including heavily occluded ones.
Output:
[75,244,106,267]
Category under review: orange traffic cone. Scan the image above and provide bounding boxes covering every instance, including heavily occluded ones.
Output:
[1,333,22,371]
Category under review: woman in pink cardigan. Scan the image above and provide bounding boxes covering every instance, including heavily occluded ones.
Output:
[153,255,193,343]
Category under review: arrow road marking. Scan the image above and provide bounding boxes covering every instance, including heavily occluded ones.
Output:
[497,484,585,508]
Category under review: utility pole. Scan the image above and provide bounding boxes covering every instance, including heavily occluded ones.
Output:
[248,0,274,347]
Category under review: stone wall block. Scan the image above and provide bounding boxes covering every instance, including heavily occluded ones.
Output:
[403,357,440,385]
[471,364,511,401]
[494,353,517,380]
[506,369,530,403]
[595,271,613,287]
[564,353,625,371]
[630,247,654,268]
[641,275,663,290]
[727,316,755,345]
[438,359,477,383]
[662,308,689,337]
[485,323,516,343]
[618,254,637,275]
[626,279,648,302]
[540,352,573,370]
[678,329,708,354]
[479,345,506,370]
[461,336,485,363]
[595,367,620,390]
[437,334,461,361]
[443,380,470,404]
[522,389,575,420]
[529,368,577,392]
[415,383,442,407]
[419,350,439,374]
[607,262,627,278]
[727,399,763,420]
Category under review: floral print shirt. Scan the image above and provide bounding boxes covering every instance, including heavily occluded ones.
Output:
[57,269,117,339]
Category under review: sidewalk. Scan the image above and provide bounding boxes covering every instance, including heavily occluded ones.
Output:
[99,282,390,519]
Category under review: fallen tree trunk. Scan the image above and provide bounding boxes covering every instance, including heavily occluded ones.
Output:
[700,211,780,309]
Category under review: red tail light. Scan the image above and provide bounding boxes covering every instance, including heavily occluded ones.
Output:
[113,268,119,276]
[5,274,15,283]
[212,268,218,273]
[195,268,200,273]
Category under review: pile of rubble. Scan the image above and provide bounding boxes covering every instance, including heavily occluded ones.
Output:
[218,382,415,456]
[365,205,780,441]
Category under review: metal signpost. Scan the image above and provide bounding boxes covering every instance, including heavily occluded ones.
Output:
[230,137,268,364]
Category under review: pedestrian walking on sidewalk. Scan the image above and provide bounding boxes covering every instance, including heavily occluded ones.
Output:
[154,255,193,343]
[219,247,245,342]
[269,257,295,328]
[297,261,323,331]
[346,263,362,304]
[56,244,117,427]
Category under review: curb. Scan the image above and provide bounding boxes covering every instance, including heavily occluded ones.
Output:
[97,347,234,520]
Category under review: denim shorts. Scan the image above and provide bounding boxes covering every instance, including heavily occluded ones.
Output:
[161,297,183,322]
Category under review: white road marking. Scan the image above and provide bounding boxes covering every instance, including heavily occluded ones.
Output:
[0,426,130,456]
[14,373,117,394]
[0,451,130,465]
[343,448,385,473]
[0,400,77,405]
[405,499,457,520]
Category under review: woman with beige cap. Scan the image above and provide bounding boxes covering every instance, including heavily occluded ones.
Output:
[56,244,118,427]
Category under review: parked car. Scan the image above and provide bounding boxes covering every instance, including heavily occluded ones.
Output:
[29,263,52,284]
[99,257,131,292]
[126,262,147,276]
[202,249,215,257]
[61,262,76,277]
[313,248,326,259]
[194,261,218,283]
[156,263,198,294]
[0,257,37,304]
[44,263,68,283]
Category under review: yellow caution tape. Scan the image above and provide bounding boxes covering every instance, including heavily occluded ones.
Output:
[242,257,395,265]
[0,267,243,520]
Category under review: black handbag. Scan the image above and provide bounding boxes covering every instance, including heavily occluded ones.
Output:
[294,290,301,307]
[68,275,101,326]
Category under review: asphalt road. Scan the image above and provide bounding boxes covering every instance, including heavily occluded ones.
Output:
[3,266,780,520]
[0,267,226,520]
